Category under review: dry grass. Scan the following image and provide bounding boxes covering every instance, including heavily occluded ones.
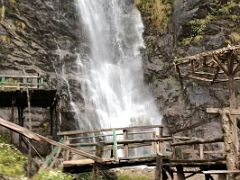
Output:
[135,0,172,32]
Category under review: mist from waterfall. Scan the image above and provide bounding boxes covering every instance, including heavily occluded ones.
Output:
[73,0,161,129]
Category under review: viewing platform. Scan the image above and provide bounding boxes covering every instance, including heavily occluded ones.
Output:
[0,74,57,107]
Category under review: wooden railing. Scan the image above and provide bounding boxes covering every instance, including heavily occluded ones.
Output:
[58,125,167,161]
[57,124,226,164]
[171,124,225,162]
[0,74,45,90]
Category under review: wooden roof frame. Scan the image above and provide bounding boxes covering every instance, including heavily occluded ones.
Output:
[174,45,240,84]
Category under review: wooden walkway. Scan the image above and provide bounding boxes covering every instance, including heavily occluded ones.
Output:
[57,125,232,179]
[0,116,238,179]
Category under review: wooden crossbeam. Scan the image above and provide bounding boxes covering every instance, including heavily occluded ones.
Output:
[174,45,240,65]
[206,108,240,115]
[171,137,223,146]
[203,170,240,174]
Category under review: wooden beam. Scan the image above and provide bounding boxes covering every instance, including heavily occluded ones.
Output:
[203,170,240,174]
[206,108,240,115]
[175,45,240,65]
[0,117,103,163]
[36,134,103,163]
[69,137,173,147]
[0,117,41,141]
[212,55,229,75]
[171,137,223,146]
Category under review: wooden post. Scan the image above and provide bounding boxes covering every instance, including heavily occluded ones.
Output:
[92,138,104,180]
[228,75,238,169]
[10,97,15,144]
[176,165,185,180]
[199,144,204,160]
[152,132,157,154]
[63,136,70,161]
[17,106,24,148]
[159,127,164,154]
[26,86,32,178]
[207,108,239,172]
[112,129,119,162]
[50,106,54,137]
[172,136,176,159]
[218,174,226,180]
[155,153,162,180]
[205,174,214,180]
[123,129,128,158]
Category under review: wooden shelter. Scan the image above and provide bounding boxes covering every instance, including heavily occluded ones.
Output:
[0,74,59,139]
[174,45,240,172]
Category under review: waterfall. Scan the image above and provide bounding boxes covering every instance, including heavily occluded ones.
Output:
[73,0,161,129]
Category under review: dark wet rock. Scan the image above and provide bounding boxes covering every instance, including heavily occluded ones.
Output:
[139,0,240,137]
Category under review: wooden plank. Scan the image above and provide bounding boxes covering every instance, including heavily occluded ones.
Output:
[206,107,240,115]
[63,159,95,167]
[36,134,103,163]
[0,117,41,141]
[0,117,103,163]
[203,170,240,174]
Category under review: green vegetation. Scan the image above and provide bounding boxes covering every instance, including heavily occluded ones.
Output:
[229,32,240,43]
[118,175,149,180]
[33,170,74,180]
[0,133,27,178]
[218,1,237,16]
[180,0,240,46]
[0,132,11,144]
[135,0,172,32]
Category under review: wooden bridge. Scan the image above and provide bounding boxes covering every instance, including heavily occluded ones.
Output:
[0,112,239,179]
[56,124,236,179]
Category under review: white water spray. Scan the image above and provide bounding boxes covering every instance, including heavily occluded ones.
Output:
[74,0,161,129]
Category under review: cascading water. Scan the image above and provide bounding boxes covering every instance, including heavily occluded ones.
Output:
[74,0,161,129]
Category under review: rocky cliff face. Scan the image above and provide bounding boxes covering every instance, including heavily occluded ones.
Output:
[137,0,240,138]
[0,0,80,152]
[0,0,240,141]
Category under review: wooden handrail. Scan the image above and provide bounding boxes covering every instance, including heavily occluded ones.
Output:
[171,137,223,146]
[68,137,173,147]
[0,75,40,78]
[57,125,163,136]
[68,130,155,141]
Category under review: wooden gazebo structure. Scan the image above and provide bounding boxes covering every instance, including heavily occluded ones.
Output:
[174,45,240,172]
